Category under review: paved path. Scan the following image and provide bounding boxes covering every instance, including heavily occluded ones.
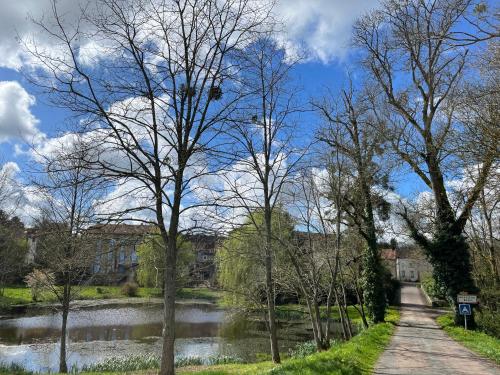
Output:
[374,283,499,375]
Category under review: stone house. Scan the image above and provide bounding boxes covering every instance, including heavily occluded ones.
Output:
[27,224,220,286]
[381,245,433,282]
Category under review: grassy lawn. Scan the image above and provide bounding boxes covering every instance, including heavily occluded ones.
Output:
[0,286,222,310]
[275,305,365,322]
[436,313,500,364]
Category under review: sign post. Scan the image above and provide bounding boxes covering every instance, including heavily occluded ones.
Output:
[459,303,472,330]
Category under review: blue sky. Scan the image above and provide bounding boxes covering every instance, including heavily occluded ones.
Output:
[3,0,490,224]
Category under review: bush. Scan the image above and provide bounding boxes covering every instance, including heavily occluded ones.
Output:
[121,282,138,297]
[0,362,32,375]
[96,287,104,294]
[81,355,159,372]
[421,275,446,300]
[288,341,317,358]
[175,356,203,367]
[207,355,244,365]
[476,309,500,338]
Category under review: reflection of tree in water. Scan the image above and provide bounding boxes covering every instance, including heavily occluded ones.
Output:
[0,304,320,370]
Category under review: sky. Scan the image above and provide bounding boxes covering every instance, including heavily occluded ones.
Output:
[0,0,473,228]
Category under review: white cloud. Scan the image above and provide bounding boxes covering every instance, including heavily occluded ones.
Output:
[275,0,381,62]
[0,81,43,143]
[0,0,380,71]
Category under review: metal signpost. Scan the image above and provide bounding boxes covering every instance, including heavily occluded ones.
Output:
[459,303,472,330]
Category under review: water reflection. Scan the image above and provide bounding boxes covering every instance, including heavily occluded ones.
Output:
[0,304,332,373]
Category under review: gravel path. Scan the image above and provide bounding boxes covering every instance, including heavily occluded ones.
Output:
[374,283,499,375]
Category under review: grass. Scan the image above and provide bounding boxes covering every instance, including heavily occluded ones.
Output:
[436,313,500,364]
[0,286,222,311]
[275,305,365,322]
[177,307,400,375]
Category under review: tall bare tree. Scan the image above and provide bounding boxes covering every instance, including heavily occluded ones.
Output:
[218,37,303,363]
[315,86,389,323]
[353,0,498,321]
[24,1,272,373]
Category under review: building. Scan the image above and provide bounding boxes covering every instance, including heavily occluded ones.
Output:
[26,224,221,286]
[187,234,220,286]
[381,245,433,282]
[87,225,221,286]
[86,224,155,284]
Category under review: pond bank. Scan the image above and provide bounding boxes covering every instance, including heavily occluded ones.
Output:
[0,286,222,318]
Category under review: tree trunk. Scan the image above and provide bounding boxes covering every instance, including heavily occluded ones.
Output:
[160,237,177,375]
[59,283,70,373]
[265,251,280,363]
[264,206,280,363]
[313,298,327,349]
[305,296,321,349]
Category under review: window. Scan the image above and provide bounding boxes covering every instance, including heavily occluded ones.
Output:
[131,247,138,263]
[410,270,415,279]
[402,270,405,279]
[93,256,101,273]
[107,250,114,271]
[119,246,125,263]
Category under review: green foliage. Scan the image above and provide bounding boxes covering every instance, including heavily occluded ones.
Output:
[476,309,500,338]
[362,247,387,323]
[288,341,317,358]
[216,209,294,306]
[81,354,159,372]
[421,275,447,300]
[437,313,500,364]
[426,225,477,324]
[381,268,400,305]
[121,281,138,297]
[136,232,194,288]
[0,211,27,288]
[207,355,244,365]
[0,362,32,375]
[175,357,204,367]
[476,287,500,338]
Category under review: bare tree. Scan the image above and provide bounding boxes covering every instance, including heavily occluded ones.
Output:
[315,85,389,323]
[286,168,352,349]
[24,1,272,373]
[218,37,303,363]
[353,0,498,322]
[28,139,104,373]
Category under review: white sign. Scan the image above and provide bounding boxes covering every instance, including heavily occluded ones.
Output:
[457,294,477,304]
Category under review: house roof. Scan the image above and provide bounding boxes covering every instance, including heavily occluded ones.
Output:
[380,248,397,260]
[86,224,157,235]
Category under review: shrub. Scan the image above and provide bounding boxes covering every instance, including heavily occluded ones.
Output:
[207,355,244,365]
[421,275,446,300]
[121,281,138,297]
[0,362,33,375]
[476,308,500,338]
[81,355,159,372]
[96,287,104,294]
[175,356,203,367]
[23,269,54,302]
[288,341,317,358]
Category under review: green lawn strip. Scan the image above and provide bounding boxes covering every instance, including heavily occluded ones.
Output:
[436,313,500,364]
[180,307,400,375]
[0,286,223,310]
[275,305,364,322]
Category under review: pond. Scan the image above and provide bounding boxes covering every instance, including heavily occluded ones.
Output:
[0,303,342,373]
